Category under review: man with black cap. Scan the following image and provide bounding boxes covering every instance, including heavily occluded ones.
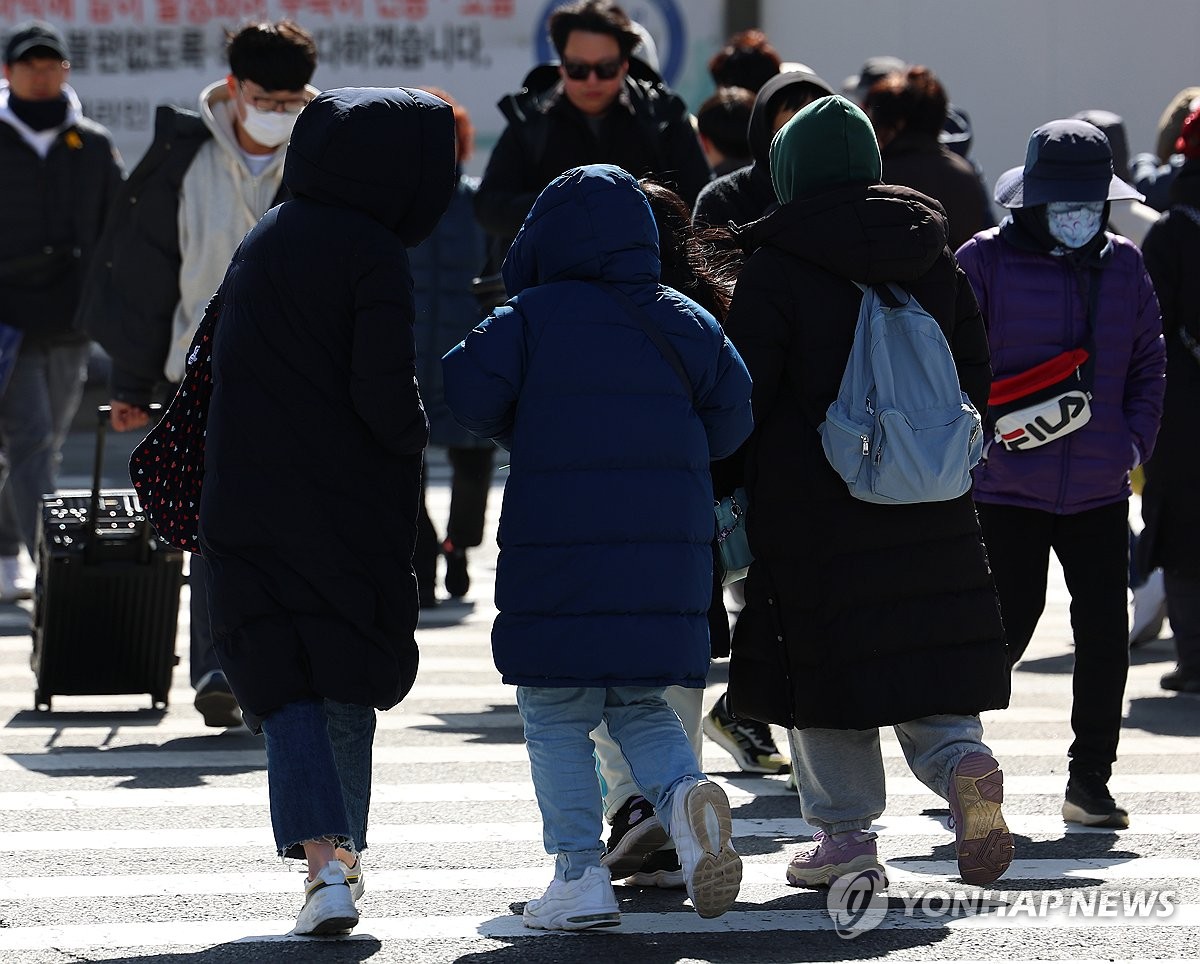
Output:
[0,21,122,603]
[957,119,1166,829]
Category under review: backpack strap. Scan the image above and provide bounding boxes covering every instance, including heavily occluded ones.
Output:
[852,279,909,308]
[595,282,694,405]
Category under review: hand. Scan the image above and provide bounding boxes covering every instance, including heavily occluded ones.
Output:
[109,400,152,432]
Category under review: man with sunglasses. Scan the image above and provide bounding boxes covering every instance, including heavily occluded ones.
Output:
[83,21,318,728]
[475,0,709,248]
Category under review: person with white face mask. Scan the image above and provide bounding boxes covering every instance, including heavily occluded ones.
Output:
[1046,200,1107,249]
[955,119,1166,832]
[81,21,318,732]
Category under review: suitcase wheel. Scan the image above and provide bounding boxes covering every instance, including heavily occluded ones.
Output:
[34,689,51,712]
[152,693,169,710]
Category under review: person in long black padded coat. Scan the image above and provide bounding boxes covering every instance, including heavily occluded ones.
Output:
[197,87,455,935]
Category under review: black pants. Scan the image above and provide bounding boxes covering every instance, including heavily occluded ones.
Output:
[1165,570,1200,676]
[977,500,1129,780]
[415,446,495,595]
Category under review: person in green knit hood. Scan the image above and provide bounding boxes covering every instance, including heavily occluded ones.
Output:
[713,93,1015,891]
[769,93,882,204]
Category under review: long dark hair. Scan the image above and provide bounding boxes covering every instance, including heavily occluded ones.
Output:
[639,179,741,322]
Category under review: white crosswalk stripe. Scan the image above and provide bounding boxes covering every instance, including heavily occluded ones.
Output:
[1,482,1198,962]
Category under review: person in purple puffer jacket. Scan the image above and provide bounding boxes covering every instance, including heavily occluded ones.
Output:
[957,118,1165,831]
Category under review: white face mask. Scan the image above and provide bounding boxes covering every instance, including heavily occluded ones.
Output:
[240,106,298,149]
[1046,201,1105,249]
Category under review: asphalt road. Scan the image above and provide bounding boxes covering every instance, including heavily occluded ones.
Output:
[0,424,1197,963]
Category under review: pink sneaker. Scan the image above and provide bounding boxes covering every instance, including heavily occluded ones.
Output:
[785,830,888,889]
[948,752,1014,885]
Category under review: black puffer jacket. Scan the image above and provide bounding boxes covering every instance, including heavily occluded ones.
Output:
[0,95,122,346]
[198,88,456,729]
[475,67,710,244]
[1138,160,1200,578]
[880,129,990,251]
[723,183,1009,729]
[78,106,211,395]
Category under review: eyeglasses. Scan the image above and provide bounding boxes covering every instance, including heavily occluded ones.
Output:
[562,57,624,81]
[239,83,311,114]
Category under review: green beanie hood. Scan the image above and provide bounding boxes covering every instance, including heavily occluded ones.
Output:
[770,94,882,204]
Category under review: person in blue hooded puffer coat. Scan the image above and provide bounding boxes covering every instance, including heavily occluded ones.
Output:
[198,87,456,936]
[442,163,752,930]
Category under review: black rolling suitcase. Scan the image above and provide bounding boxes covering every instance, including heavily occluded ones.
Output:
[31,405,183,711]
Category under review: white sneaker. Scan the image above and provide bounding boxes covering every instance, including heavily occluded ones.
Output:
[669,777,742,919]
[340,855,365,901]
[293,860,359,936]
[522,865,620,931]
[0,556,31,602]
[1130,569,1167,647]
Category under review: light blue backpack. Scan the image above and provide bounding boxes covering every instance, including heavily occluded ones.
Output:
[819,282,983,504]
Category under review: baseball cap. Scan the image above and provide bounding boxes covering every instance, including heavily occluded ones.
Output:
[4,21,69,66]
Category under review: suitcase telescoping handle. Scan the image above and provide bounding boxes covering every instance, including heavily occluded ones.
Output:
[89,404,160,559]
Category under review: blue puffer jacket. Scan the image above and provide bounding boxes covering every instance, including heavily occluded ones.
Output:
[957,229,1165,514]
[442,164,753,688]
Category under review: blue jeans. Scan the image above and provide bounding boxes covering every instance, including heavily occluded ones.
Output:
[516,684,705,882]
[0,341,89,557]
[261,698,377,858]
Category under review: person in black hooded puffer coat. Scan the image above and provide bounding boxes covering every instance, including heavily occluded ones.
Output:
[721,95,1013,892]
[197,87,455,936]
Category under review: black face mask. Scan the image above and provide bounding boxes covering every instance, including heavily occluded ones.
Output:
[8,92,68,132]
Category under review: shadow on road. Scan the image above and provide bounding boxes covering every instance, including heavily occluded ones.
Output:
[1017,634,1175,675]
[416,703,525,745]
[461,910,955,963]
[1126,694,1200,736]
[90,936,383,963]
[4,730,263,788]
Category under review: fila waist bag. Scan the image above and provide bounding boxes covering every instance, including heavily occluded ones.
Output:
[988,348,1092,452]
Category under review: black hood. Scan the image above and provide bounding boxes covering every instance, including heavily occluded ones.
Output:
[747,69,834,165]
[284,87,456,246]
[741,182,948,284]
[1170,156,1200,207]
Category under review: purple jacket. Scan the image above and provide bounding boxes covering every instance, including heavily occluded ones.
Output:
[957,229,1165,514]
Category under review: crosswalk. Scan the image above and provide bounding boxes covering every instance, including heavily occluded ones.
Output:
[1,482,1199,962]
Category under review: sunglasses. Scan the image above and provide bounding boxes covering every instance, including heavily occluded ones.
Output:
[562,57,624,81]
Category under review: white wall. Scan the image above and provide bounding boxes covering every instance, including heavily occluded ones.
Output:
[760,0,1200,199]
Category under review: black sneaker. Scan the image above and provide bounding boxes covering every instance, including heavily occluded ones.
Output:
[702,693,790,774]
[1063,773,1129,828]
[193,670,243,728]
[624,848,685,889]
[1161,667,1200,693]
[442,539,469,598]
[600,794,669,880]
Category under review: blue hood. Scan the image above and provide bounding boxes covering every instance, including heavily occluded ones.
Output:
[284,87,456,246]
[502,164,660,296]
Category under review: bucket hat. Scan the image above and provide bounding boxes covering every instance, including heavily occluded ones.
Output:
[994,118,1142,208]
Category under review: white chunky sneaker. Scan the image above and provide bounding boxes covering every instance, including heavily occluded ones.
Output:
[669,777,743,919]
[293,860,358,936]
[522,864,620,931]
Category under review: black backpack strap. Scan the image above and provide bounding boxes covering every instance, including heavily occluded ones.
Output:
[595,282,693,404]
